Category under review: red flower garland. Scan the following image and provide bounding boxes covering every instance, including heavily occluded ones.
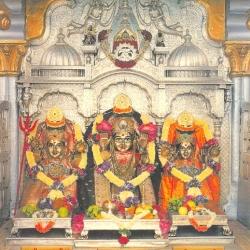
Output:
[71,213,84,234]
[153,205,172,238]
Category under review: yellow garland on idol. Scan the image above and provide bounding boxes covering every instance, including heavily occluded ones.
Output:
[26,151,36,168]
[36,171,54,187]
[74,123,84,141]
[25,107,87,199]
[61,174,78,188]
[91,112,156,189]
[171,167,192,183]
[104,170,125,187]
[147,141,155,164]
[78,153,87,169]
[47,190,64,200]
[92,144,104,165]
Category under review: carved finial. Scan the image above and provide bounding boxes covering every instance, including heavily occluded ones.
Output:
[120,0,129,8]
[57,28,66,44]
[121,13,129,26]
[183,29,192,43]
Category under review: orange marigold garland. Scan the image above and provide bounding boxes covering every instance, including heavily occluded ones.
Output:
[188,208,216,232]
[33,209,58,233]
[35,220,55,233]
[189,217,209,232]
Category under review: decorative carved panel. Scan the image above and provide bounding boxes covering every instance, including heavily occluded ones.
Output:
[224,41,250,76]
[30,88,86,130]
[241,104,250,180]
[0,42,27,76]
[220,113,231,205]
[97,82,152,115]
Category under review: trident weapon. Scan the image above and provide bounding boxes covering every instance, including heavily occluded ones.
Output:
[14,115,38,216]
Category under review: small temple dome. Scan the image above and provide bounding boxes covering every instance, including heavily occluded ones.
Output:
[40,31,81,66]
[168,30,208,67]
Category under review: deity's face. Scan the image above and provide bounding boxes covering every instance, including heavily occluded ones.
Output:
[179,141,193,160]
[47,139,65,158]
[114,131,133,152]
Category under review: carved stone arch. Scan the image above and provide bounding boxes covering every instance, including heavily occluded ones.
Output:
[31,91,85,128]
[97,81,153,117]
[170,92,212,115]
[168,92,215,130]
[91,70,158,116]
[91,70,158,91]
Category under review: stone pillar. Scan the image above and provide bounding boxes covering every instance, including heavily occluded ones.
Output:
[238,76,250,227]
[0,76,18,217]
[8,77,19,214]
[213,118,222,139]
[224,77,242,219]
[0,77,8,101]
[242,77,250,102]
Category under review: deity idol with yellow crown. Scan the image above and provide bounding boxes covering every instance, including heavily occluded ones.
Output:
[20,107,87,213]
[159,111,221,210]
[85,94,159,208]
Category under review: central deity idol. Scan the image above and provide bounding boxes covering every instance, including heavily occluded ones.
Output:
[90,94,158,207]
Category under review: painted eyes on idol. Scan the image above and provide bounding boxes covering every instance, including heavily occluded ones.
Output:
[114,136,132,144]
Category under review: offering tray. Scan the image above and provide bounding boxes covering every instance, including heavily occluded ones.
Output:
[11,211,73,238]
[80,218,163,239]
[169,213,232,237]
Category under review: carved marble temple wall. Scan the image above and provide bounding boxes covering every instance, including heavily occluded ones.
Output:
[0,0,249,249]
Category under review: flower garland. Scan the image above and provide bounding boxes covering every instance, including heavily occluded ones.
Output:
[72,213,84,234]
[101,209,150,246]
[35,220,55,234]
[153,204,172,238]
[32,209,58,234]
[188,208,216,232]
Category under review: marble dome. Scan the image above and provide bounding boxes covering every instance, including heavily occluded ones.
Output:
[40,32,82,66]
[168,31,208,67]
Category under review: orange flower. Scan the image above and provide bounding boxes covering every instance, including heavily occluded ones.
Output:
[189,218,208,232]
[35,220,55,234]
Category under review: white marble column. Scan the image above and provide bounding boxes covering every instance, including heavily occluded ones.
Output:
[237,76,250,227]
[224,77,242,219]
[0,77,9,101]
[8,77,19,214]
[242,77,250,103]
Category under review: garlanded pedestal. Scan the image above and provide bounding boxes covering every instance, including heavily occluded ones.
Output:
[169,214,233,237]
[11,216,73,238]
[80,218,163,239]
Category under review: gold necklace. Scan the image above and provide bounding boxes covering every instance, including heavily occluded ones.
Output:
[110,140,136,182]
